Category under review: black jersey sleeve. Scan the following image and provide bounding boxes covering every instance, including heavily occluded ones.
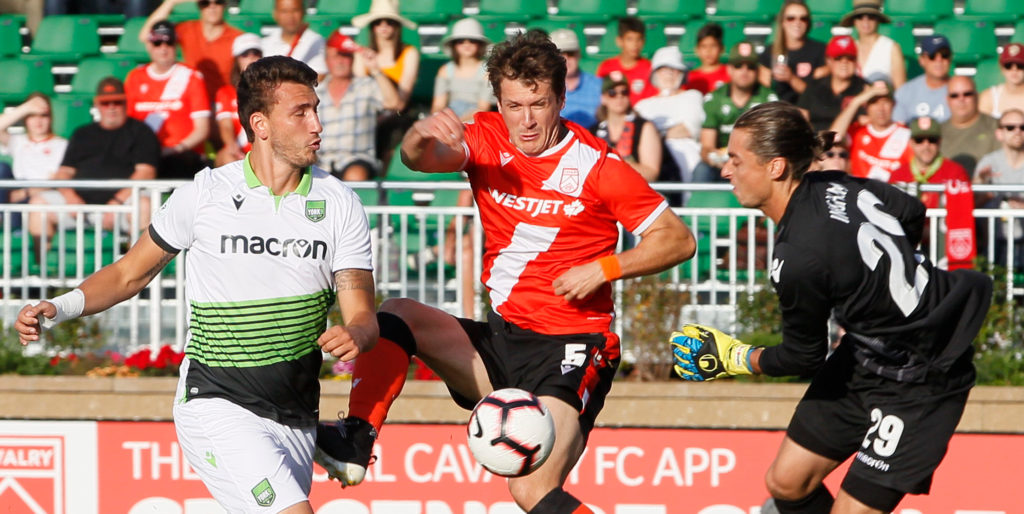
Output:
[861,178,926,248]
[759,242,833,377]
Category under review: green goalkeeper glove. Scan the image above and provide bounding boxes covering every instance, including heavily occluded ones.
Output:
[670,324,756,381]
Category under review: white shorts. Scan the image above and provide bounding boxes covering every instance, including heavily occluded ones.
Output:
[173,397,315,513]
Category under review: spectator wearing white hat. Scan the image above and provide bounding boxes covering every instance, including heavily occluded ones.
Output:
[261,0,327,78]
[431,17,494,121]
[214,33,263,166]
[551,28,601,129]
[635,46,705,193]
[351,0,419,112]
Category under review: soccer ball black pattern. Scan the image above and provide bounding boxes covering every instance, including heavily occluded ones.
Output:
[466,388,555,477]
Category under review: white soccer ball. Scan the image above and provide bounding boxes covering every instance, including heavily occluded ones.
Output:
[466,388,556,477]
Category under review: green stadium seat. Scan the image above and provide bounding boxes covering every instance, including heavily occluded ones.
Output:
[314,0,372,17]
[0,15,23,57]
[168,2,200,23]
[550,0,628,23]
[808,18,836,43]
[384,143,465,182]
[307,15,341,39]
[523,19,585,41]
[111,17,149,61]
[804,0,853,20]
[476,0,548,23]
[477,19,510,44]
[50,95,94,139]
[687,190,741,237]
[962,0,1024,23]
[227,13,268,35]
[411,52,446,104]
[0,58,54,105]
[973,58,1002,92]
[28,15,101,61]
[876,20,916,58]
[1016,20,1024,43]
[709,0,783,23]
[579,55,601,74]
[238,0,276,16]
[635,0,705,24]
[933,19,997,66]
[68,57,137,98]
[401,0,465,24]
[885,0,953,23]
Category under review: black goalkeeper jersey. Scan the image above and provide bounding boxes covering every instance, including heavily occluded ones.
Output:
[759,171,991,383]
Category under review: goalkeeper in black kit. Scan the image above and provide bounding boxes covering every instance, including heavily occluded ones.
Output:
[671,102,992,514]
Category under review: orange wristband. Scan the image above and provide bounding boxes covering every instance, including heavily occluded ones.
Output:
[597,255,622,282]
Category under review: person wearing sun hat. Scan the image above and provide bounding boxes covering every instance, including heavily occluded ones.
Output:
[797,35,868,131]
[432,17,494,120]
[893,34,953,124]
[316,30,400,181]
[979,42,1024,119]
[841,0,907,88]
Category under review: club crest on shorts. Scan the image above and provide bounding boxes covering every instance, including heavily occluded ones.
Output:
[305,200,326,222]
[251,478,276,507]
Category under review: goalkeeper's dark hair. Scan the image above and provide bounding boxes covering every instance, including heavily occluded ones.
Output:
[733,101,834,182]
[237,56,318,142]
[486,29,566,102]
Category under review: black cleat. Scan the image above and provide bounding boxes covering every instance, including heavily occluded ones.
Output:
[315,417,377,487]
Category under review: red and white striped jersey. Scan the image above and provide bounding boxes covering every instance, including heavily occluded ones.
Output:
[125,63,210,152]
[849,122,911,182]
[461,112,669,335]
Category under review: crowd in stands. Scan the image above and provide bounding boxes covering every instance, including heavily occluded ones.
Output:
[4,0,1024,268]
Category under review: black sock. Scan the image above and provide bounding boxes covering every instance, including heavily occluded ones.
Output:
[528,488,582,514]
[773,484,834,514]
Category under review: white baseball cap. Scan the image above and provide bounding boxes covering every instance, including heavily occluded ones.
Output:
[232,32,262,57]
[549,29,580,53]
[650,46,686,75]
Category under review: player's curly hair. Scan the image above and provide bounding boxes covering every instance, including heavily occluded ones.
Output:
[237,56,318,142]
[733,102,834,181]
[486,29,566,102]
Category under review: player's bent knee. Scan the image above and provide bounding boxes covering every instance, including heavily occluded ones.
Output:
[765,465,817,500]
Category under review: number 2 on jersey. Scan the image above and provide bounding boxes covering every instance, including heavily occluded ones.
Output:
[855,191,929,316]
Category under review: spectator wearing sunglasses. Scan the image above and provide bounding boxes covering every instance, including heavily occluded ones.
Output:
[893,35,952,124]
[591,77,664,183]
[261,0,327,79]
[975,109,1024,268]
[797,35,867,132]
[758,0,827,105]
[979,43,1024,119]
[812,138,851,173]
[941,76,999,177]
[553,29,601,129]
[139,0,243,103]
[29,77,159,244]
[840,0,906,89]
[431,17,494,121]
[700,42,778,181]
[125,20,211,179]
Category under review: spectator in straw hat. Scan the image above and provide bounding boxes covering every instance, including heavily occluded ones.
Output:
[841,0,906,88]
[431,17,494,121]
[979,43,1024,119]
[316,31,399,181]
[552,28,602,129]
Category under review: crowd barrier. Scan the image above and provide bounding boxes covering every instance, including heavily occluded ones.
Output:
[2,179,1023,354]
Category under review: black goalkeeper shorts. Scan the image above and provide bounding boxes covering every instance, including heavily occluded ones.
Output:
[448,311,620,439]
[787,342,974,506]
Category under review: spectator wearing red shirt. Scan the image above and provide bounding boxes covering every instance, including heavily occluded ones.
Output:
[830,76,911,181]
[214,33,262,166]
[139,0,243,102]
[595,16,658,104]
[684,22,730,95]
[126,20,211,179]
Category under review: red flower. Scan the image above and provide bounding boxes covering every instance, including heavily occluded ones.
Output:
[49,356,60,367]
[125,348,152,370]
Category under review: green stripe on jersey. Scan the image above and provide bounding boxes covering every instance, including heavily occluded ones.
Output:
[187,289,334,367]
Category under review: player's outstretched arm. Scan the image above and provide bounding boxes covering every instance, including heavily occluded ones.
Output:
[319,269,379,362]
[670,324,763,381]
[14,230,177,345]
[400,108,468,173]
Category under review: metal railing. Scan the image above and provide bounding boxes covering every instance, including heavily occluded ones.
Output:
[2,179,1022,354]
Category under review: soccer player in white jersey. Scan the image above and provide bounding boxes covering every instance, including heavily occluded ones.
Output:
[314,30,695,513]
[15,56,378,513]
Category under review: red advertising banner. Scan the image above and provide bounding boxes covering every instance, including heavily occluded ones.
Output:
[84,422,1023,514]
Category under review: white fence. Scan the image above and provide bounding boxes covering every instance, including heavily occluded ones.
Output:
[2,179,1023,354]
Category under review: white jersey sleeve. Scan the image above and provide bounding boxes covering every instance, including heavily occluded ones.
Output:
[150,169,207,251]
[331,185,373,272]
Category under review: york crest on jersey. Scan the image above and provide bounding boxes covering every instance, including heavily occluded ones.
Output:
[305,200,325,222]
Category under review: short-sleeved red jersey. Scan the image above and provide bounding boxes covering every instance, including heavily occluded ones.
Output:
[461,112,669,335]
[215,84,250,153]
[125,63,211,153]
[848,122,911,182]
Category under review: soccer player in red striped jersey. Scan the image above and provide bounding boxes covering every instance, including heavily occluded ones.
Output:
[315,30,696,513]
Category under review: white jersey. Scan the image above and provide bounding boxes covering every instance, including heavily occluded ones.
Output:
[261,28,327,76]
[7,133,67,181]
[151,155,372,426]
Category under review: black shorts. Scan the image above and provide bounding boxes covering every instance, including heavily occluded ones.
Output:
[450,311,621,439]
[787,342,974,507]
